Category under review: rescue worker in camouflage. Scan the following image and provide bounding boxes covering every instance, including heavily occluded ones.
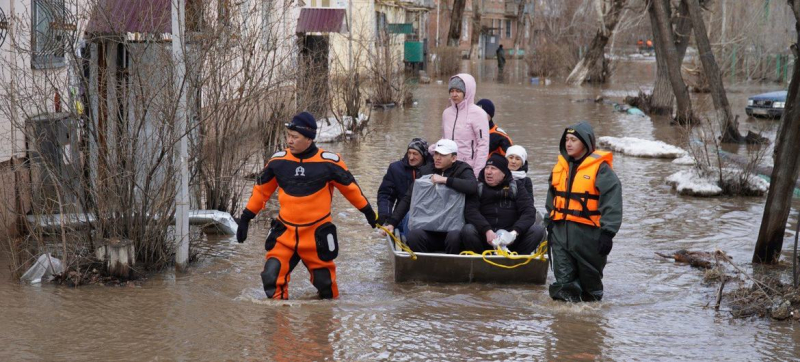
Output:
[545,121,622,302]
[236,112,377,300]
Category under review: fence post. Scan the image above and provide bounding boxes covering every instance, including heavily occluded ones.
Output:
[776,54,782,81]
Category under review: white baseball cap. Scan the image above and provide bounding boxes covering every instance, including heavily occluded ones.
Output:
[433,139,458,155]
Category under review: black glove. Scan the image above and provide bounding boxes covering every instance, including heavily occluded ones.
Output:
[598,231,614,256]
[545,223,553,240]
[377,213,389,226]
[361,204,378,229]
[237,209,256,243]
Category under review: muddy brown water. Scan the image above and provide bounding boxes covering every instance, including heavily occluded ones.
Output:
[2,60,800,361]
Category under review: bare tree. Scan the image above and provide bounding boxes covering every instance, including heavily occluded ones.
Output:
[645,0,693,115]
[566,0,627,85]
[650,0,696,124]
[685,0,742,142]
[754,0,800,264]
[447,0,467,46]
[0,0,295,281]
[468,0,481,59]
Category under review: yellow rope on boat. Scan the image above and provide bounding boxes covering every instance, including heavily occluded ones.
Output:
[459,240,548,269]
[378,225,417,260]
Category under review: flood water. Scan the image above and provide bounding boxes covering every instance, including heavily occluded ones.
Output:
[3,59,800,361]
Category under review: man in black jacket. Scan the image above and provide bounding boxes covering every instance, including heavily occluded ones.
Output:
[376,138,430,231]
[383,139,478,253]
[461,154,545,254]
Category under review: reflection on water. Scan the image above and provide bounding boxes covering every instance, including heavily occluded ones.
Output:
[2,60,800,361]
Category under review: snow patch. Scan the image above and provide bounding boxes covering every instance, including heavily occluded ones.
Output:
[598,136,686,159]
[666,168,769,197]
[316,114,368,143]
[672,154,696,165]
[666,169,722,196]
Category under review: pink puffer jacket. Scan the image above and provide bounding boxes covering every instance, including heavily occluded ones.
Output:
[440,73,489,177]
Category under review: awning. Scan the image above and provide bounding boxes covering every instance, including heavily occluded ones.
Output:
[86,0,171,35]
[296,8,348,34]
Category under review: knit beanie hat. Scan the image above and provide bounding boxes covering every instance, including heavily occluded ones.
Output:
[448,76,466,94]
[505,145,528,164]
[286,111,317,140]
[476,99,495,119]
[407,138,429,158]
[485,153,511,179]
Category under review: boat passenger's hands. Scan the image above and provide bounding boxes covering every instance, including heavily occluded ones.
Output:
[485,230,497,245]
[380,224,395,236]
[431,174,447,184]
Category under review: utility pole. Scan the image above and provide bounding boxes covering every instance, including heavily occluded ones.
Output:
[172,0,190,271]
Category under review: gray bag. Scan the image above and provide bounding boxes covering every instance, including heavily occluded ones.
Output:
[407,175,465,232]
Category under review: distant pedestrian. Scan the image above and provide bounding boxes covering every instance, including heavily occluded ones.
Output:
[496,44,506,70]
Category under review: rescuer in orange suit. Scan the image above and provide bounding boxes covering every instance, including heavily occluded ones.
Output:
[236,112,377,299]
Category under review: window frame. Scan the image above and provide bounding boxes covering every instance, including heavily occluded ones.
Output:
[31,0,68,69]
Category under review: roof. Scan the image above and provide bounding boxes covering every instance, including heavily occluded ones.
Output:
[86,0,172,35]
[750,91,787,101]
[295,8,347,34]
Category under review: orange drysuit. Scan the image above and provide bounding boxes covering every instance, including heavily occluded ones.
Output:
[244,144,372,299]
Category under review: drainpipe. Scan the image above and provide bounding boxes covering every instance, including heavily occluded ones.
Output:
[436,0,440,48]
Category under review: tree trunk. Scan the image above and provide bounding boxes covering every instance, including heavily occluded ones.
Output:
[686,0,742,143]
[754,1,800,264]
[448,0,466,47]
[512,0,526,55]
[566,0,626,85]
[649,0,693,115]
[650,0,695,124]
[468,0,481,59]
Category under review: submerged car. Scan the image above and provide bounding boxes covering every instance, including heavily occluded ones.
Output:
[746,90,787,118]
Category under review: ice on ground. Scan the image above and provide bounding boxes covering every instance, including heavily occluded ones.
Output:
[598,136,686,159]
[666,168,769,197]
[666,169,722,196]
[672,154,696,165]
[316,113,368,143]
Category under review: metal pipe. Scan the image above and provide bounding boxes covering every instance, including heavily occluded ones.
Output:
[172,0,190,271]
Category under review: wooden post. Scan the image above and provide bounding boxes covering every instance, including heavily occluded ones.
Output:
[96,238,135,278]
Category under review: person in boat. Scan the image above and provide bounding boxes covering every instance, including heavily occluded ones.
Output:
[460,154,545,253]
[476,99,513,157]
[383,139,478,254]
[376,138,430,233]
[505,145,533,198]
[236,112,377,300]
[545,121,622,302]
[437,74,489,178]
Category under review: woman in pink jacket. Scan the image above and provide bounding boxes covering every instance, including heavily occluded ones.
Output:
[440,73,489,177]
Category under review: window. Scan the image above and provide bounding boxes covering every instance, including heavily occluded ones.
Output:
[262,0,275,49]
[375,11,387,45]
[505,19,511,39]
[32,0,71,69]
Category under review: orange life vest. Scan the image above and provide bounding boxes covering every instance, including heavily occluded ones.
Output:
[489,124,513,157]
[549,151,613,227]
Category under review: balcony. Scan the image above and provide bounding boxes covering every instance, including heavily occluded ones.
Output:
[505,0,521,17]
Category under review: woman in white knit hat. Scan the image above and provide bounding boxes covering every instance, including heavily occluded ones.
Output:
[506,145,532,198]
